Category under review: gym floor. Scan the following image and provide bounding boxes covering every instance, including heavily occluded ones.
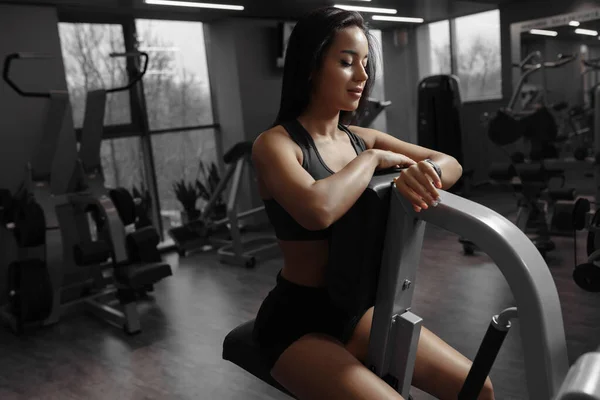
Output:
[0,189,598,400]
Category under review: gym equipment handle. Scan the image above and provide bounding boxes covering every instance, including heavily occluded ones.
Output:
[545,53,578,68]
[518,53,577,71]
[516,51,542,70]
[553,347,600,399]
[106,51,149,93]
[458,308,517,400]
[583,57,600,70]
[2,53,55,98]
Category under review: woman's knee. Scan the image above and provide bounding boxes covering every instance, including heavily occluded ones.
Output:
[478,377,495,400]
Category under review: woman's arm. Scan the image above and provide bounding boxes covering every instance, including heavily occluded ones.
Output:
[252,129,379,230]
[349,125,463,190]
[252,128,417,230]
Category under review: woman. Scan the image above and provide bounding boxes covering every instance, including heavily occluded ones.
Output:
[251,7,495,400]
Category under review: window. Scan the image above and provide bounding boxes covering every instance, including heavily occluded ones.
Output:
[135,19,214,131]
[418,10,502,102]
[101,137,145,193]
[424,20,451,79]
[58,23,131,128]
[58,18,218,244]
[454,10,502,101]
[151,128,218,237]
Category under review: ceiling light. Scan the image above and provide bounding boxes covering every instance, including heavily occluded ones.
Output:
[334,4,397,14]
[144,0,244,11]
[372,15,423,23]
[569,21,580,27]
[575,28,598,36]
[529,29,558,37]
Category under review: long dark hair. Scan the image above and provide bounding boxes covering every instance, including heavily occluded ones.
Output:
[274,7,378,126]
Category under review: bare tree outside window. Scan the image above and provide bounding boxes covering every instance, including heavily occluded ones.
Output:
[454,10,502,101]
[429,20,452,77]
[59,20,218,238]
[58,23,130,128]
[135,20,217,233]
[58,23,142,195]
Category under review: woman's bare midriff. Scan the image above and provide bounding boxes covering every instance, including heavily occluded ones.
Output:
[277,239,330,287]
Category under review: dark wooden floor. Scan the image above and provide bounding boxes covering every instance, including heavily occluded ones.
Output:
[0,190,599,400]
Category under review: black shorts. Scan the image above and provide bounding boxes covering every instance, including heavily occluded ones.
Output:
[252,270,368,371]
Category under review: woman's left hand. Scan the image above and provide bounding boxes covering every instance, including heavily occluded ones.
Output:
[393,160,442,212]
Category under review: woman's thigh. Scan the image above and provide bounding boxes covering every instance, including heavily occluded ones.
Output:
[344,307,494,400]
[271,332,405,400]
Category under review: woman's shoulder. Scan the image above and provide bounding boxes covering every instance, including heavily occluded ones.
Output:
[255,125,289,146]
[253,125,301,160]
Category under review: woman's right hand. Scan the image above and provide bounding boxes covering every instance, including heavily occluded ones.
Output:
[369,149,417,170]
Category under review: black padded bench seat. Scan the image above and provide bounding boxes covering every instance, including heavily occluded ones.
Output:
[115,262,172,289]
[222,319,416,399]
[222,319,295,398]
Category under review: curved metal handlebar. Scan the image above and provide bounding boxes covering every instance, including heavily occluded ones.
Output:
[106,51,149,93]
[517,51,543,70]
[544,53,577,68]
[508,53,576,110]
[516,53,577,73]
[2,52,55,98]
[583,57,600,70]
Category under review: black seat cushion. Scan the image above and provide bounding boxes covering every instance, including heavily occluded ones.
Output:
[223,320,415,399]
[115,262,172,289]
[222,319,295,398]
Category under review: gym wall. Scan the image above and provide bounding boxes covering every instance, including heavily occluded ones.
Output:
[380,29,419,145]
[204,19,282,216]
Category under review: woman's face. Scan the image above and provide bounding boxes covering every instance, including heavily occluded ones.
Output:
[311,25,369,112]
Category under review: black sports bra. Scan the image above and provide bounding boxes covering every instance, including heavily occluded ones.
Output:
[262,119,367,241]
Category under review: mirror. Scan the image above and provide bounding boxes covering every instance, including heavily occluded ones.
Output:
[520,21,600,110]
[513,15,600,160]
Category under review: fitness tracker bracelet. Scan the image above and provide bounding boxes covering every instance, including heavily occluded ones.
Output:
[424,159,442,180]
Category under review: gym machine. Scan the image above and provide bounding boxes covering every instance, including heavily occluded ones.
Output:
[168,141,281,268]
[222,168,600,399]
[570,84,600,291]
[0,52,89,332]
[572,196,600,292]
[564,57,600,161]
[417,74,474,196]
[488,52,577,161]
[77,51,154,230]
[1,52,172,334]
[471,53,592,257]
[355,97,392,128]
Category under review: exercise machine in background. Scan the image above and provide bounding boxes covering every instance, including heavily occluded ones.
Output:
[222,168,600,400]
[354,97,391,128]
[463,53,594,257]
[0,52,172,335]
[571,84,600,293]
[169,140,280,268]
[417,74,474,196]
[77,52,155,231]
